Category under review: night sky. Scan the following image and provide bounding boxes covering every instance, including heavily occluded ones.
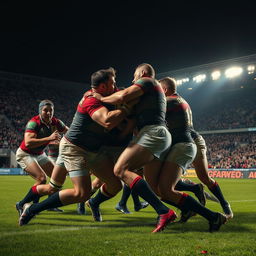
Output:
[0,2,255,86]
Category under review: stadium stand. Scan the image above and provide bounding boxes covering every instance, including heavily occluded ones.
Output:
[0,56,256,169]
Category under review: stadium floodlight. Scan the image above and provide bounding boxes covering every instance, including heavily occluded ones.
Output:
[211,70,221,80]
[176,79,183,85]
[247,65,255,74]
[225,66,243,78]
[176,77,189,86]
[193,74,206,83]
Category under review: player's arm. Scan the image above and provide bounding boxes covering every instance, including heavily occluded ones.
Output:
[61,126,69,134]
[91,106,127,130]
[94,85,144,105]
[24,131,61,149]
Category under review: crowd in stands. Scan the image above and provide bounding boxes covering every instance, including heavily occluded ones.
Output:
[205,133,256,169]
[0,77,256,169]
[0,80,84,152]
[193,96,256,131]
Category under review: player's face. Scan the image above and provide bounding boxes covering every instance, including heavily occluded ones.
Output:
[132,67,142,83]
[41,105,54,123]
[104,76,116,96]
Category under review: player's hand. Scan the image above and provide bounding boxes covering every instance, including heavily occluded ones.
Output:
[49,131,61,142]
[91,92,102,101]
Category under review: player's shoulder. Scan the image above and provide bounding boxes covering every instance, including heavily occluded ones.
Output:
[26,115,40,130]
[51,116,59,124]
[135,77,155,84]
[29,115,41,125]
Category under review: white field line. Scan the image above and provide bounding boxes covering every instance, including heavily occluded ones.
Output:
[1,199,255,238]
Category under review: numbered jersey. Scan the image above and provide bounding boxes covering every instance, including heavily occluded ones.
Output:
[166,93,193,145]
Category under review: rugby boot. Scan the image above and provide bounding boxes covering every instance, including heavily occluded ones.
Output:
[209,212,227,232]
[19,203,36,226]
[152,209,177,233]
[86,199,102,222]
[115,203,131,214]
[134,201,149,212]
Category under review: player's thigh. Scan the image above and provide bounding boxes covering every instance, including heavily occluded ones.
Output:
[50,164,68,185]
[115,143,155,173]
[25,161,47,181]
[92,156,121,187]
[40,161,54,178]
[71,175,92,196]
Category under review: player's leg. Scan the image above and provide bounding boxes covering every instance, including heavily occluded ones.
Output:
[115,182,132,214]
[87,155,122,221]
[132,168,149,212]
[193,136,233,218]
[15,150,51,216]
[39,154,65,212]
[19,173,91,226]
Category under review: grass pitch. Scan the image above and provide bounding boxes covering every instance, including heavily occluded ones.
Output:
[0,176,255,256]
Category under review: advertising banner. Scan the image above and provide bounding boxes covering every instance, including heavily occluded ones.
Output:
[0,168,26,175]
[183,169,256,179]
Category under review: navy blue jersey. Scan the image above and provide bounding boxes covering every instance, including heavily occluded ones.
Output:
[133,77,167,130]
[166,93,193,145]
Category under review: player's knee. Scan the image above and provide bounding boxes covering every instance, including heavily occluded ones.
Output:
[74,190,90,202]
[114,165,125,179]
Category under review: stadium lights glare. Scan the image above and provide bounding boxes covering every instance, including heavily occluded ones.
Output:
[225,66,243,78]
[193,74,206,83]
[211,70,221,80]
[247,65,255,74]
[173,63,254,87]
[176,77,189,85]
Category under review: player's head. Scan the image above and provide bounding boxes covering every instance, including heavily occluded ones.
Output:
[91,67,116,96]
[39,99,54,122]
[158,77,177,96]
[132,63,155,83]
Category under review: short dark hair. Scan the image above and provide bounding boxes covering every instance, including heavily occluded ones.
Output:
[91,67,116,88]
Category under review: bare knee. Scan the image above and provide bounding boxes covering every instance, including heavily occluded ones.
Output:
[74,190,90,203]
[114,164,126,179]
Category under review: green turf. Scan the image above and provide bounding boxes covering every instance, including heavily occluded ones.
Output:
[0,176,255,256]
